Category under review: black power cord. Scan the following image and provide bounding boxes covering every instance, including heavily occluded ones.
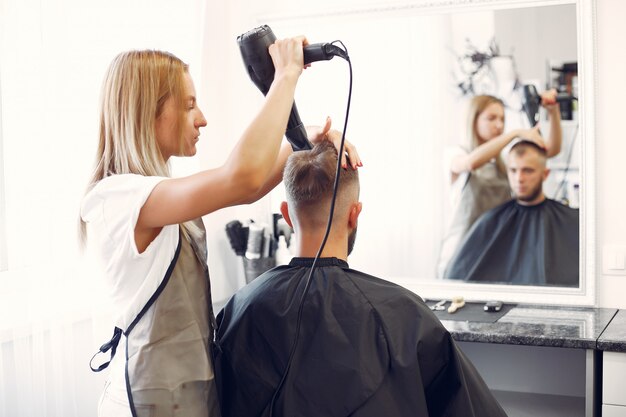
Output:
[268,40,352,417]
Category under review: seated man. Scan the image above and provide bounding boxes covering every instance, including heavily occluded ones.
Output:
[444,140,579,286]
[214,141,507,417]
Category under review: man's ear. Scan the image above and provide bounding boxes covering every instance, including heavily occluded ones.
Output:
[543,168,551,181]
[280,201,294,228]
[348,202,362,229]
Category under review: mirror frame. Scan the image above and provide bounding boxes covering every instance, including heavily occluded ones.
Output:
[260,0,597,306]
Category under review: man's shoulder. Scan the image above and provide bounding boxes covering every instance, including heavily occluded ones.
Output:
[543,199,580,225]
[345,268,431,310]
[346,269,452,353]
[465,199,515,235]
[545,198,579,212]
[256,265,422,304]
[218,264,432,325]
[484,198,517,218]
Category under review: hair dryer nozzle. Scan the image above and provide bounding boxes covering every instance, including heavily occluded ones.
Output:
[237,25,277,96]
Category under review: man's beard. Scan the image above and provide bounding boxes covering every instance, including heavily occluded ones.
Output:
[347,228,358,256]
[517,182,543,204]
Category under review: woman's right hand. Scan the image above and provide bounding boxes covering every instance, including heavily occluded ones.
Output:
[540,88,560,113]
[268,36,308,81]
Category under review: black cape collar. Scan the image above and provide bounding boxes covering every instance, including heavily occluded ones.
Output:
[288,257,349,268]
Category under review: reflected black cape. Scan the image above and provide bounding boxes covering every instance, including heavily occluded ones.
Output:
[444,199,579,286]
[215,257,507,417]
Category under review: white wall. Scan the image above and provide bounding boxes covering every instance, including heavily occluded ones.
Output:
[596,0,626,308]
[202,0,626,309]
[495,5,578,87]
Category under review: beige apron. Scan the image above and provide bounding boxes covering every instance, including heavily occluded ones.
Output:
[437,161,511,278]
[92,220,220,417]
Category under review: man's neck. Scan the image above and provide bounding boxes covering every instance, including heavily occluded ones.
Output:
[292,230,348,261]
[516,193,546,206]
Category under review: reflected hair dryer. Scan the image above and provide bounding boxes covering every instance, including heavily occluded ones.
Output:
[522,84,577,127]
[237,25,348,151]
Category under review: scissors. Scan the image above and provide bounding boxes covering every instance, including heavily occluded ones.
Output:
[429,300,447,311]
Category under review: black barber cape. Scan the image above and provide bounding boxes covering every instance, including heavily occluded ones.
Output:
[215,257,507,417]
[444,199,579,286]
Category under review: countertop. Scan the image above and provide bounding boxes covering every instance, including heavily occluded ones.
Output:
[439,304,619,350]
[597,309,626,352]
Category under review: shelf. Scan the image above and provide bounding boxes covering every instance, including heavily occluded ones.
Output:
[492,390,585,417]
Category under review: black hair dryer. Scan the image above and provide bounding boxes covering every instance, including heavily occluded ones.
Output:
[522,85,542,127]
[522,84,577,127]
[237,25,348,151]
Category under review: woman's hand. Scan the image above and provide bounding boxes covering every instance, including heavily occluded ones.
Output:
[307,117,362,170]
[540,88,559,112]
[269,36,308,81]
[517,125,546,150]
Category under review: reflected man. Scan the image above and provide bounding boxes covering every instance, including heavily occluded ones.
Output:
[444,140,579,286]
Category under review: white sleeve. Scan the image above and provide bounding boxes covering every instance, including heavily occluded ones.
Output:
[81,174,179,330]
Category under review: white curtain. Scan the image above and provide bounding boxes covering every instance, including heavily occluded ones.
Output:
[0,268,112,416]
[0,1,206,415]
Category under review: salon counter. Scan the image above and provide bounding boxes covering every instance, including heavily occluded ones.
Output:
[435,304,622,417]
[439,304,618,349]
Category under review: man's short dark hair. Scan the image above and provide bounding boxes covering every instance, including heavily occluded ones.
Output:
[283,141,359,212]
[509,139,548,158]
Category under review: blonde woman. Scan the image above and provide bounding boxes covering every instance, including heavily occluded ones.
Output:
[80,43,360,416]
[437,92,561,278]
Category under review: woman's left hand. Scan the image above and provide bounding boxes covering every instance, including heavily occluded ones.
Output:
[518,124,547,150]
[307,117,362,170]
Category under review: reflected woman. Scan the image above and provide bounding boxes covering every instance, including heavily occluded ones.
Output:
[437,92,562,278]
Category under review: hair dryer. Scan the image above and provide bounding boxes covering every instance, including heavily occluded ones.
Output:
[237,25,348,151]
[522,84,577,127]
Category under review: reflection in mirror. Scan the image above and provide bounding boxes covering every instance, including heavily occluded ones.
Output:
[443,139,580,287]
[267,1,589,303]
[435,6,580,287]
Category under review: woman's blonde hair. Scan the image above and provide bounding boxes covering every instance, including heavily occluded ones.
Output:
[93,50,188,181]
[79,50,190,245]
[466,94,506,175]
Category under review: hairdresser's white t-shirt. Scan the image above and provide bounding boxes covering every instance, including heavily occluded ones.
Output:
[81,174,182,410]
[80,174,179,331]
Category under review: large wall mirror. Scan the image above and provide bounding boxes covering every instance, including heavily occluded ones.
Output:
[265,0,596,305]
